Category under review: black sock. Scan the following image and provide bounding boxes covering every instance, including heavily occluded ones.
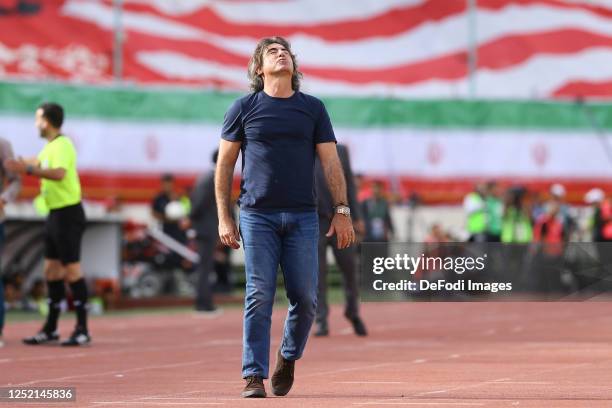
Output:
[69,278,88,333]
[43,280,65,334]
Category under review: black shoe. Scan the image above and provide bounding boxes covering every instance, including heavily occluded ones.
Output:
[23,331,59,345]
[241,376,266,398]
[60,329,91,346]
[349,316,368,336]
[195,305,216,312]
[314,321,329,337]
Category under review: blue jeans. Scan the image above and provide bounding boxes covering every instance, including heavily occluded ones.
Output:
[239,210,319,378]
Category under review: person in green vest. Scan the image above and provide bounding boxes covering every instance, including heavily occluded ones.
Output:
[463,183,487,242]
[501,187,533,243]
[5,102,91,346]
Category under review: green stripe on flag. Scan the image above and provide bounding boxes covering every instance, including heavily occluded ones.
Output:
[2,81,612,130]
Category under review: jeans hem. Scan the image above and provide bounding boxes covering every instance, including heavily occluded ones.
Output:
[242,371,268,379]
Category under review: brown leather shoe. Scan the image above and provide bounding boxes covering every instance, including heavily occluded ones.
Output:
[241,376,266,398]
[271,349,295,396]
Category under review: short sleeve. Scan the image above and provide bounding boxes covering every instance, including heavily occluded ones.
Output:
[221,99,244,142]
[50,138,75,170]
[314,100,336,144]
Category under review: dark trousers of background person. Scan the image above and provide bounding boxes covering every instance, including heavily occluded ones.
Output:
[195,237,215,311]
[534,252,564,296]
[0,223,4,336]
[214,245,232,292]
[592,241,612,289]
[316,215,359,325]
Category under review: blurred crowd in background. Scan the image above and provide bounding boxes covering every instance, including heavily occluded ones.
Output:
[3,0,612,311]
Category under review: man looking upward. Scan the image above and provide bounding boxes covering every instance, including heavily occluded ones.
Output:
[215,37,355,398]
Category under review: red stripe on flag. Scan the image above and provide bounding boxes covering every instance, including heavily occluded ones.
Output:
[110,0,612,43]
[552,79,612,99]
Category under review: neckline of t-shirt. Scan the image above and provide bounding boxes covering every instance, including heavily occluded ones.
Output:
[261,90,298,100]
[48,134,65,144]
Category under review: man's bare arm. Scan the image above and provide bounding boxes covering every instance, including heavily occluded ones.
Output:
[316,142,354,249]
[215,139,242,248]
[215,140,241,221]
[316,142,348,206]
[4,158,65,181]
[30,166,65,181]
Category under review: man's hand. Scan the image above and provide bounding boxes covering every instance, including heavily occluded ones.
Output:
[326,214,355,249]
[4,157,27,174]
[219,218,241,249]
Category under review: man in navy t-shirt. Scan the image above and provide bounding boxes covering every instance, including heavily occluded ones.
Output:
[215,36,355,398]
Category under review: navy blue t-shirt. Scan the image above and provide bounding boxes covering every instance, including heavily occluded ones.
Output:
[221,91,336,212]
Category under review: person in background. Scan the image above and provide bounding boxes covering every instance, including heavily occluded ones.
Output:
[213,242,233,293]
[584,188,608,242]
[585,188,612,288]
[7,102,90,346]
[0,136,21,347]
[485,181,503,242]
[425,223,451,243]
[361,181,394,243]
[501,186,533,244]
[152,173,187,241]
[314,144,367,337]
[500,187,533,290]
[548,183,575,237]
[584,188,606,242]
[533,200,569,293]
[189,150,219,312]
[151,173,190,269]
[354,173,367,203]
[463,183,487,242]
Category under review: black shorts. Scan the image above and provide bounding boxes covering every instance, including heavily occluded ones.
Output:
[45,202,86,265]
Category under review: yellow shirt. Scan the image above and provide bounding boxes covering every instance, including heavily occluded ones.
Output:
[38,135,81,210]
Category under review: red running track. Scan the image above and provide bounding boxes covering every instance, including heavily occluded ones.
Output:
[1,302,612,407]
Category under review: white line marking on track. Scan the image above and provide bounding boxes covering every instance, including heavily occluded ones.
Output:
[335,381,406,384]
[413,362,591,398]
[419,390,449,395]
[486,381,552,385]
[303,362,400,377]
[302,348,500,380]
[143,397,218,400]
[11,359,212,387]
[93,402,224,405]
[1,338,240,385]
[354,402,484,406]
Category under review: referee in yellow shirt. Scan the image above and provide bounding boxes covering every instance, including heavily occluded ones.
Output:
[6,102,90,346]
